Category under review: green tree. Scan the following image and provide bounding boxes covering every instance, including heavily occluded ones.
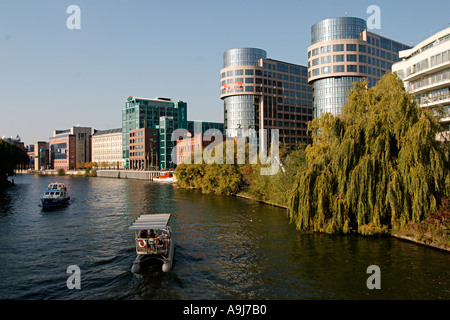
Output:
[0,140,29,186]
[288,73,450,235]
[174,140,243,196]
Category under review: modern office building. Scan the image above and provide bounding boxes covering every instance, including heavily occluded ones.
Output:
[220,48,313,146]
[33,141,49,170]
[307,17,410,118]
[92,128,124,169]
[122,97,188,169]
[128,128,159,170]
[392,26,450,140]
[122,96,224,169]
[49,126,92,170]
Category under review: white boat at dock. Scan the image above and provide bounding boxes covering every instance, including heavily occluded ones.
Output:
[40,182,70,208]
[129,213,174,273]
[152,172,175,183]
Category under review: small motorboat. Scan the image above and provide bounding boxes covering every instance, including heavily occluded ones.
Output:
[129,213,174,273]
[41,182,70,208]
[153,172,174,183]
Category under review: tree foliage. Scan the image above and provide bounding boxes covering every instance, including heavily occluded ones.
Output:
[0,139,29,186]
[174,141,243,196]
[248,144,307,207]
[288,73,450,235]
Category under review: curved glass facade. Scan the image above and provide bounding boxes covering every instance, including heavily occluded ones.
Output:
[224,95,256,138]
[313,77,362,117]
[223,48,267,68]
[311,17,367,45]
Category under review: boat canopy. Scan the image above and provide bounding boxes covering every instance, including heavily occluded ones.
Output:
[129,214,171,230]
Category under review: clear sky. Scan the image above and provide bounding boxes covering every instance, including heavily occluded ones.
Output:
[1,0,449,146]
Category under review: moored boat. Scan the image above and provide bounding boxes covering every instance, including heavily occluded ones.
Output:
[41,182,70,208]
[152,172,175,183]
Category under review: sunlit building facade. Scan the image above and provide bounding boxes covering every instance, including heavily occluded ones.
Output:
[92,128,124,169]
[220,48,313,146]
[393,26,450,140]
[308,17,410,118]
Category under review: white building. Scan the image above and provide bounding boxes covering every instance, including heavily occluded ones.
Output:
[393,26,450,140]
[92,128,124,169]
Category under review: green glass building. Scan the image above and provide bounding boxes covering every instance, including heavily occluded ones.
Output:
[122,97,187,169]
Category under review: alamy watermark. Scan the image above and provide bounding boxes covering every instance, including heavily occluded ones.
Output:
[367,5,381,30]
[66,5,81,30]
[66,265,81,289]
[171,127,280,176]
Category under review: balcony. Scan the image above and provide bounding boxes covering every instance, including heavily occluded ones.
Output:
[404,55,450,82]
[420,91,450,108]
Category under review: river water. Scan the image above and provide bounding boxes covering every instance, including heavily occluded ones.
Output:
[0,174,448,300]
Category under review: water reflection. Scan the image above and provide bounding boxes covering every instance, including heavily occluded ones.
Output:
[0,174,448,300]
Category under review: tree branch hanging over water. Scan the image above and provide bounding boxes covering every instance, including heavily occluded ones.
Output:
[288,73,450,235]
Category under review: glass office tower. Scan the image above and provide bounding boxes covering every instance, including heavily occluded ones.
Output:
[308,17,409,118]
[121,97,187,169]
[220,48,313,146]
[222,48,267,138]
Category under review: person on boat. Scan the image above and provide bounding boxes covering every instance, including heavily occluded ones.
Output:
[139,230,148,238]
[149,229,156,239]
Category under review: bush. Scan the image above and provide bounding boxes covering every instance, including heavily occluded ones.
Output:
[57,168,66,176]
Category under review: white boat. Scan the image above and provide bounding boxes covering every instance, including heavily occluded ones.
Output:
[41,182,70,208]
[129,213,174,273]
[153,172,175,183]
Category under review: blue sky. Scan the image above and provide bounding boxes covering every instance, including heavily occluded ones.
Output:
[1,0,449,145]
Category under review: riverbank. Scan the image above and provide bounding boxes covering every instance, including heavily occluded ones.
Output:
[15,169,176,182]
[236,191,450,253]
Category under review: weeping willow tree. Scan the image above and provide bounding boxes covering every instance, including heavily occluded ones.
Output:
[288,73,450,235]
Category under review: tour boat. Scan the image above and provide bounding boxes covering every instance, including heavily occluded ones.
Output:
[41,182,70,208]
[129,213,174,273]
[152,172,174,183]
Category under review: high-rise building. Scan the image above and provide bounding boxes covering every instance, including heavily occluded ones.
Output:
[49,126,92,170]
[220,48,313,146]
[392,26,450,140]
[307,17,410,118]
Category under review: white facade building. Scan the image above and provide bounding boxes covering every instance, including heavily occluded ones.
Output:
[393,26,450,140]
[92,128,125,169]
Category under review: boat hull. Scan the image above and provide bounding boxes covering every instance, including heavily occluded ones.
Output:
[41,197,70,208]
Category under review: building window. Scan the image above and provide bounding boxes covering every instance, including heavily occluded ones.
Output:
[347,54,357,62]
[333,44,344,52]
[346,44,357,51]
[347,65,357,72]
[312,58,320,66]
[333,54,345,62]
[312,48,319,56]
[321,56,331,64]
[333,65,345,73]
[245,69,254,75]
[320,45,331,54]
[321,66,331,74]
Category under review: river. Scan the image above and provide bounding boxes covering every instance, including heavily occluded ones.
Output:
[0,174,448,300]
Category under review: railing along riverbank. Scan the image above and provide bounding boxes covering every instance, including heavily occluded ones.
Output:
[15,169,175,182]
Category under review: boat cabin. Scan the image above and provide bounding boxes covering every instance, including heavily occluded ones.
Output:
[129,214,172,256]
